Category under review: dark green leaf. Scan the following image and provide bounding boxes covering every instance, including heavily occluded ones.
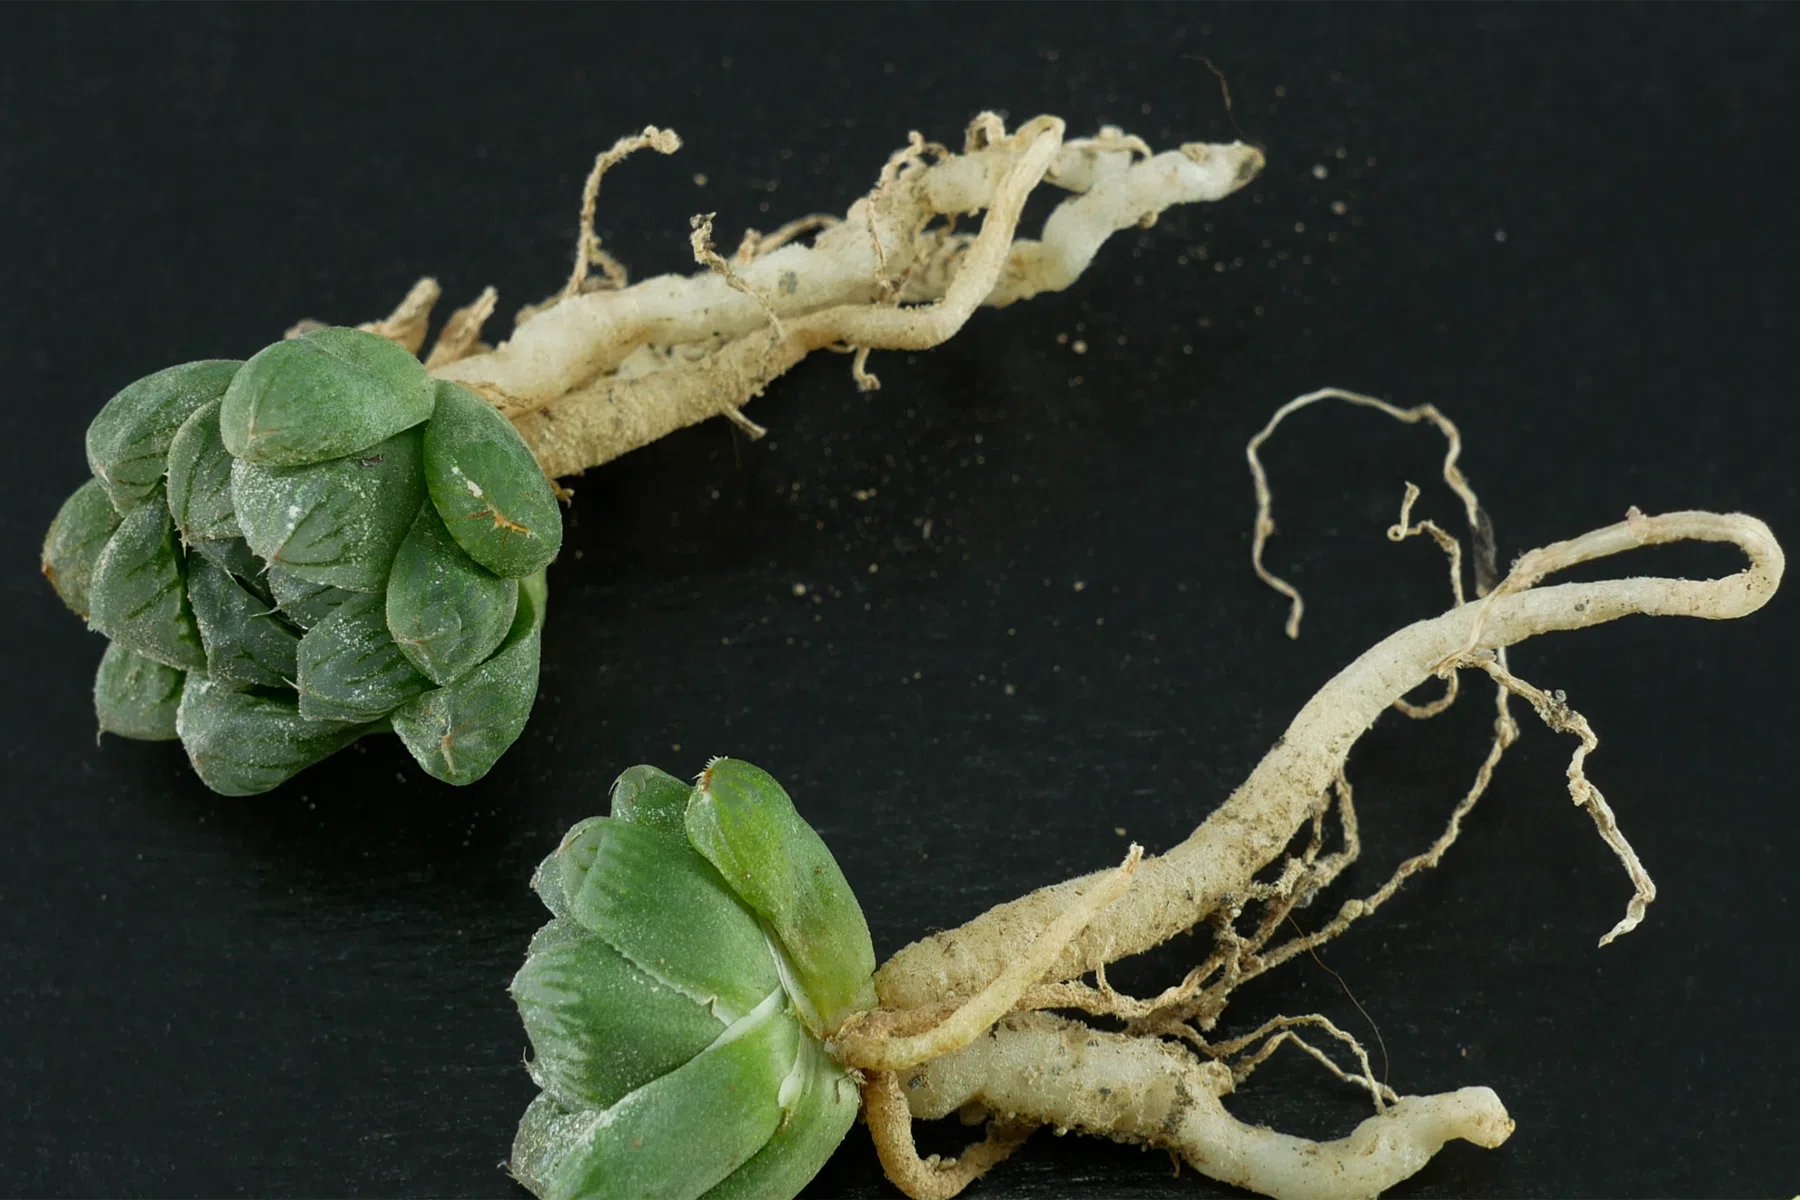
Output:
[610,764,694,837]
[687,759,878,1033]
[220,327,434,466]
[387,583,539,784]
[230,427,425,592]
[42,478,122,619]
[512,918,724,1112]
[424,380,563,577]
[548,818,779,1022]
[386,503,517,685]
[85,360,241,513]
[266,566,354,630]
[700,1035,861,1200]
[510,998,795,1200]
[189,537,272,601]
[88,493,205,671]
[94,641,184,741]
[188,560,301,690]
[296,592,430,722]
[165,398,242,544]
[175,678,373,796]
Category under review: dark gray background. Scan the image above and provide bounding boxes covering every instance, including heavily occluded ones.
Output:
[3,4,1796,1197]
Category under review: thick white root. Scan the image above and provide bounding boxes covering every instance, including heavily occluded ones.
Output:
[877,510,1783,1009]
[897,1013,1512,1200]
[413,115,1262,477]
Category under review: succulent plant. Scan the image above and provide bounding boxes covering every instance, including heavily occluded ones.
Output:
[511,759,876,1200]
[42,327,563,795]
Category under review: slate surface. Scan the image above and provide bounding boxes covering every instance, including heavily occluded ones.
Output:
[3,5,1796,1197]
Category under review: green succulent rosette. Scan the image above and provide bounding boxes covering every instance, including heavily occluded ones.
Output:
[42,328,564,795]
[512,759,877,1200]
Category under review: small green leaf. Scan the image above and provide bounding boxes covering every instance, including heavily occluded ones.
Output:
[700,1035,861,1200]
[547,818,779,1022]
[175,678,373,796]
[189,537,274,603]
[687,759,878,1033]
[423,380,563,577]
[387,576,540,784]
[165,398,243,544]
[42,478,122,619]
[231,427,425,592]
[266,566,354,631]
[86,360,241,513]
[610,764,694,837]
[88,493,205,671]
[94,641,184,741]
[510,997,796,1200]
[187,560,301,690]
[385,503,518,685]
[295,592,430,723]
[220,327,434,466]
[512,918,725,1112]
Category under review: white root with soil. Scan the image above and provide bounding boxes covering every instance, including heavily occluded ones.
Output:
[840,393,1782,1199]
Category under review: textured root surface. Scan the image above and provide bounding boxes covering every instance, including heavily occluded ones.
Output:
[876,509,1783,1010]
[324,114,1263,479]
[899,1013,1512,1200]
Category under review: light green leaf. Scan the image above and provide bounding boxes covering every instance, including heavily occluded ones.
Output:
[175,678,373,796]
[512,918,725,1113]
[85,359,241,513]
[511,997,797,1200]
[385,503,517,685]
[230,427,425,592]
[266,566,354,631]
[687,759,878,1033]
[387,577,540,785]
[219,327,434,466]
[295,592,430,723]
[423,380,563,577]
[165,398,243,544]
[94,641,184,741]
[88,493,205,671]
[610,764,694,837]
[701,1035,861,1200]
[187,560,301,690]
[42,478,122,619]
[549,818,779,1022]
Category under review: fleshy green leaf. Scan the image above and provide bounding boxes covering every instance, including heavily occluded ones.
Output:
[423,380,563,577]
[510,997,796,1200]
[230,427,425,592]
[42,478,122,619]
[85,360,241,513]
[512,918,725,1112]
[219,327,434,466]
[266,566,353,631]
[165,398,243,544]
[700,1035,861,1200]
[687,759,878,1033]
[295,592,430,723]
[187,560,301,690]
[88,493,205,671]
[94,641,184,741]
[385,503,517,685]
[175,678,372,796]
[610,764,694,837]
[548,818,779,1022]
[387,575,541,784]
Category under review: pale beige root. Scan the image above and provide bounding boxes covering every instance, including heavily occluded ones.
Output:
[895,1012,1512,1200]
[862,1068,1034,1200]
[831,846,1142,1072]
[1248,388,1490,640]
[406,113,1263,475]
[876,509,1783,1010]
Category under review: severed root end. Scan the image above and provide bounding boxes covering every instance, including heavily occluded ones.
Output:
[903,1013,1512,1200]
